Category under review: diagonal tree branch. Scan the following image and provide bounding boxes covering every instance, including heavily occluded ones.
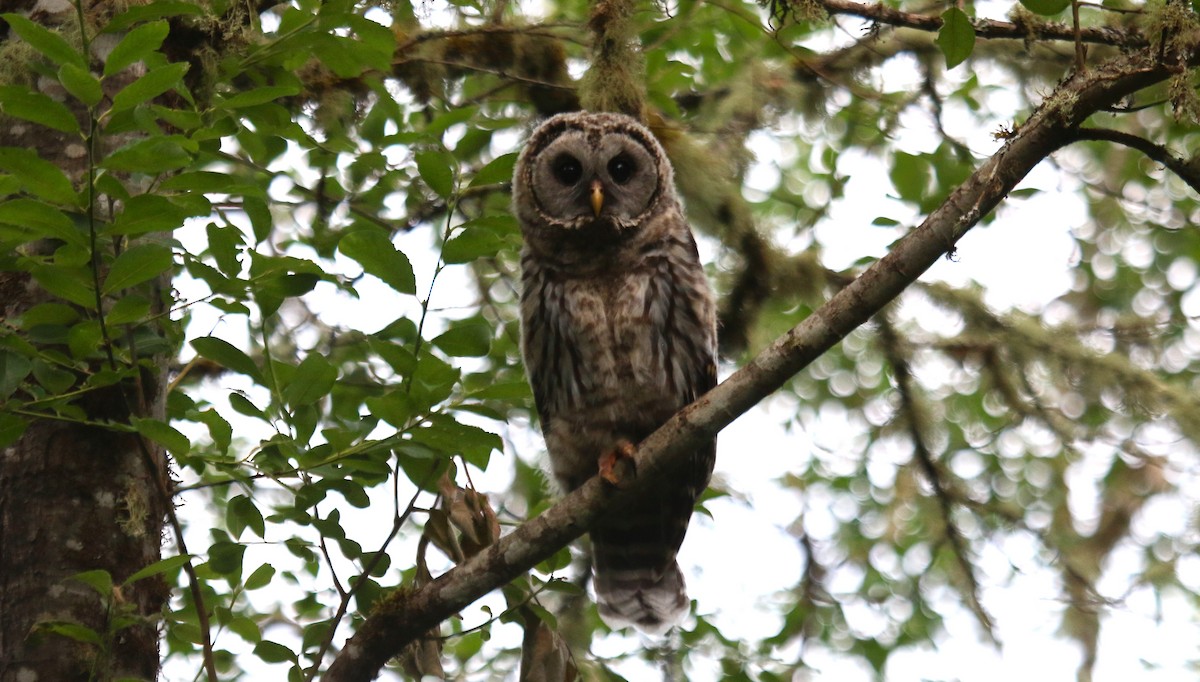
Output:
[323,46,1198,682]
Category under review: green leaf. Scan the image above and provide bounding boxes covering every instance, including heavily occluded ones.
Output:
[66,319,102,358]
[194,408,232,455]
[102,242,174,294]
[0,147,79,206]
[442,223,505,264]
[102,137,195,173]
[58,63,103,107]
[253,272,319,316]
[132,416,192,455]
[283,353,337,407]
[432,320,492,357]
[889,151,930,203]
[0,85,80,133]
[191,336,262,380]
[93,171,131,202]
[73,569,114,597]
[32,359,76,394]
[51,246,89,271]
[408,414,501,469]
[218,85,302,109]
[105,295,151,325]
[937,8,976,69]
[0,350,33,399]
[124,555,192,584]
[104,20,170,76]
[107,193,204,235]
[364,391,414,429]
[1019,0,1071,15]
[468,153,518,188]
[160,170,261,196]
[109,61,189,114]
[415,150,455,198]
[205,222,244,276]
[243,196,272,243]
[229,392,268,421]
[207,540,245,577]
[337,229,416,295]
[254,640,297,664]
[304,32,386,79]
[227,495,266,540]
[28,264,95,307]
[0,413,27,448]
[425,105,477,138]
[1,13,86,68]
[229,614,263,642]
[14,302,78,328]
[244,563,276,590]
[0,199,84,247]
[0,174,21,197]
[101,2,205,33]
[39,621,102,645]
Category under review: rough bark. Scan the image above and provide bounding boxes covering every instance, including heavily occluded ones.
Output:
[0,336,170,681]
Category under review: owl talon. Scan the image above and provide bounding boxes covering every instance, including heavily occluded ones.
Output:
[599,440,637,485]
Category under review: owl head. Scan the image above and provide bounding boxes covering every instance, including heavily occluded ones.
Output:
[512,112,675,239]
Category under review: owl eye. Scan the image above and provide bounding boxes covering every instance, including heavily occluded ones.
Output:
[552,154,583,185]
[607,154,637,184]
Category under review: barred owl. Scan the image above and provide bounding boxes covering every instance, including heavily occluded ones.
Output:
[512,111,718,634]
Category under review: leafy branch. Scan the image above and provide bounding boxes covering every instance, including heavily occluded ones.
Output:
[321,37,1200,682]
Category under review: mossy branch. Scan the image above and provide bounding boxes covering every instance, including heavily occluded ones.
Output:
[580,0,647,116]
[818,0,1148,47]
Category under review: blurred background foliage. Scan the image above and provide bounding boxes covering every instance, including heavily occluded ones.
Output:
[2,0,1199,679]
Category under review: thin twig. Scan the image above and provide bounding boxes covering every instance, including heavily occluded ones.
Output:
[1069,127,1200,193]
[303,467,433,682]
[1071,0,1087,71]
[875,313,997,642]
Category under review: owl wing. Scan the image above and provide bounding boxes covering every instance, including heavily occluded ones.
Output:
[517,249,572,433]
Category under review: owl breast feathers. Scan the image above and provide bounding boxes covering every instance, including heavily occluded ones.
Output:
[512,111,718,634]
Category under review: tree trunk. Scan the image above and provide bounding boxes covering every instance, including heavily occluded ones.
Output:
[0,349,169,681]
[0,3,169,680]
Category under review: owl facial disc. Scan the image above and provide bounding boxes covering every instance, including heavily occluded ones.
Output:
[518,113,666,231]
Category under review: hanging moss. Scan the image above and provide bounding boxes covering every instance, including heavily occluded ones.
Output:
[1144,0,1200,57]
[1167,70,1200,123]
[579,0,646,118]
[0,38,40,88]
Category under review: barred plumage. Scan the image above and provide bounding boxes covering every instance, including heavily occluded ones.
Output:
[513,112,718,633]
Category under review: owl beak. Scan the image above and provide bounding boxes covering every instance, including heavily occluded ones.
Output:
[589,179,604,217]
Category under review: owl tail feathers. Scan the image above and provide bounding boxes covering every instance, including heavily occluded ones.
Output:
[594,561,689,635]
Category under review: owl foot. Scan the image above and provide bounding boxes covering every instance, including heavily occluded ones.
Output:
[599,440,637,486]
